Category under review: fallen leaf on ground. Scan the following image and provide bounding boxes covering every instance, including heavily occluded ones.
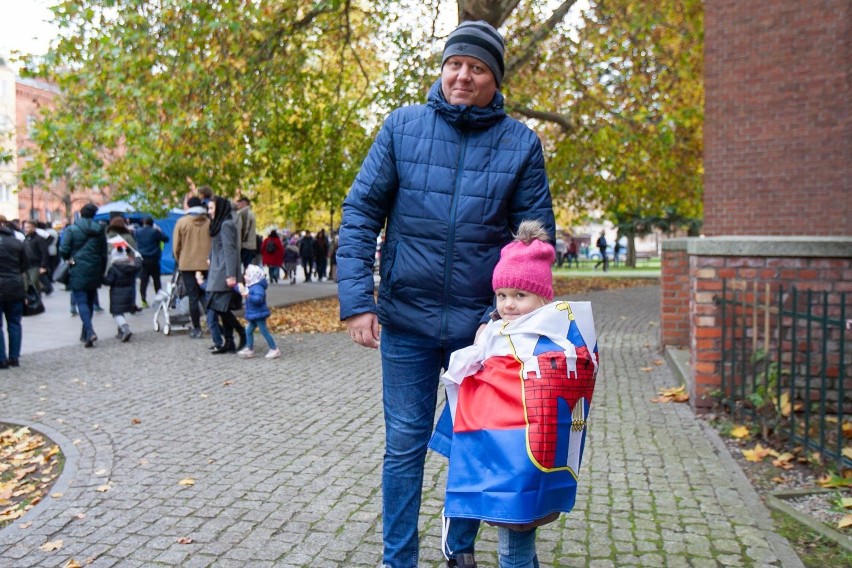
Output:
[176,537,193,544]
[50,493,63,499]
[817,474,852,488]
[19,521,32,528]
[63,560,82,568]
[131,419,141,425]
[771,453,795,470]
[838,515,852,529]
[640,367,654,372]
[742,443,778,462]
[94,484,111,493]
[730,425,750,439]
[652,385,689,403]
[40,539,63,552]
[178,478,195,486]
[839,498,852,509]
[223,381,233,386]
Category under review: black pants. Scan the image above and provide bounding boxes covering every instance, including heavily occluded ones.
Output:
[301,257,314,281]
[217,309,243,347]
[315,258,327,280]
[139,256,162,302]
[180,271,205,329]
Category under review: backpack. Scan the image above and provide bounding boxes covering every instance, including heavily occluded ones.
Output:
[265,240,277,254]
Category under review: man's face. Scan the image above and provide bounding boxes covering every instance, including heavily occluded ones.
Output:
[24,222,35,235]
[441,55,497,108]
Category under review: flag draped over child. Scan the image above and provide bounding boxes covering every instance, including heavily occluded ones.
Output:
[431,301,598,525]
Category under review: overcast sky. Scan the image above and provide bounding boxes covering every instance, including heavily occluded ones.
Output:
[0,0,58,69]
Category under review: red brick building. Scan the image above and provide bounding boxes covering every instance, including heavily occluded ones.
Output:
[15,77,105,223]
[661,0,851,410]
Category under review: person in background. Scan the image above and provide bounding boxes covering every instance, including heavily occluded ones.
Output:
[299,230,315,283]
[206,197,246,354]
[0,215,29,369]
[594,232,608,272]
[43,222,61,295]
[22,220,49,295]
[337,20,554,568]
[60,203,108,348]
[261,230,285,285]
[554,233,566,268]
[235,196,257,270]
[236,264,281,359]
[104,246,142,342]
[173,196,212,339]
[566,237,579,268]
[314,228,329,282]
[284,236,300,285]
[135,216,169,308]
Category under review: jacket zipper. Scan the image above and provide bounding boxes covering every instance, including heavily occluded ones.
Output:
[440,131,468,340]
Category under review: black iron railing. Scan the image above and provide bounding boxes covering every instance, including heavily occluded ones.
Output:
[716,280,850,471]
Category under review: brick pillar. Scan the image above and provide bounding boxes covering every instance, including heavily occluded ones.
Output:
[660,239,690,347]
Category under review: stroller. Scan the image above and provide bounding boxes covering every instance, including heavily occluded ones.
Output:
[152,272,192,335]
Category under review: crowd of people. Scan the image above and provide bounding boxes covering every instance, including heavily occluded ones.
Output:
[0,191,339,366]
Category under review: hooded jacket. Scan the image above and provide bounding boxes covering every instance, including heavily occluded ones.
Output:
[337,80,554,342]
[243,279,271,321]
[172,207,212,272]
[59,217,108,292]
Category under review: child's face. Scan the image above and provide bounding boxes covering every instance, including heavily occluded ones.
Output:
[495,287,547,321]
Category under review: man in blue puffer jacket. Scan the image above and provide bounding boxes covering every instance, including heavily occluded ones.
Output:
[338,20,555,568]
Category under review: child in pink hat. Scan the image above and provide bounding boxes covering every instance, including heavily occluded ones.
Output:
[491,219,555,322]
[434,219,599,568]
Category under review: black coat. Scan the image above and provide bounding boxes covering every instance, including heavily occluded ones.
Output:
[104,259,141,315]
[0,227,29,302]
[24,233,49,270]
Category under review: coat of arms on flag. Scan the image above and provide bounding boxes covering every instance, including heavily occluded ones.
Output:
[430,301,598,525]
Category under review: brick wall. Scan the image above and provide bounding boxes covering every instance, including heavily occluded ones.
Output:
[703,0,852,236]
[660,240,690,347]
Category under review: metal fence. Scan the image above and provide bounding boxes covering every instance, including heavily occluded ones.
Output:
[716,280,851,471]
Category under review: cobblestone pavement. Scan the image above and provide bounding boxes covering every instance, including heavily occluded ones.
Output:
[0,285,803,567]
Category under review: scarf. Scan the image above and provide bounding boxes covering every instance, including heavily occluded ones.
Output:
[208,196,232,237]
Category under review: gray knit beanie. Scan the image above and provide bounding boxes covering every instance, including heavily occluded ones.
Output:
[441,20,505,87]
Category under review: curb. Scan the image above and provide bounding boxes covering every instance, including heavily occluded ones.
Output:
[765,488,852,553]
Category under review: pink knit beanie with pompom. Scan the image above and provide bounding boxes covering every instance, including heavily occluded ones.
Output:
[491,220,555,301]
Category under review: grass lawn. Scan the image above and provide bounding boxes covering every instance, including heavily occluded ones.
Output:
[554,257,661,279]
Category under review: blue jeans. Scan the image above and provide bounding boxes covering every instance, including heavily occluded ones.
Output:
[71,289,97,341]
[0,300,24,362]
[498,527,539,568]
[245,318,276,350]
[380,327,480,568]
[206,308,223,347]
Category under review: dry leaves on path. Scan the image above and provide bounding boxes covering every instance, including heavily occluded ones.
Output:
[267,277,658,336]
[0,425,63,529]
[651,385,689,403]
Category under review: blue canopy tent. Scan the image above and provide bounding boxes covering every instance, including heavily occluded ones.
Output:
[95,201,186,274]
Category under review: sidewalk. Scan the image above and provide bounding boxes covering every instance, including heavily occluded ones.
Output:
[1,285,803,567]
[21,276,339,354]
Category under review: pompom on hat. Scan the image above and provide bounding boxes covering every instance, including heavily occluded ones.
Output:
[492,220,555,301]
[442,20,506,87]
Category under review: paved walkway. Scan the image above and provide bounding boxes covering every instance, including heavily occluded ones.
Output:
[1,284,803,567]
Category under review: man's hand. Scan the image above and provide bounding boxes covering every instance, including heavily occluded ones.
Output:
[346,312,380,349]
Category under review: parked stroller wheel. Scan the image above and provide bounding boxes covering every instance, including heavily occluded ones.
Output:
[164,324,171,335]
[154,320,161,332]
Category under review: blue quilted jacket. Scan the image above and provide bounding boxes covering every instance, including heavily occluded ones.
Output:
[244,279,271,322]
[338,80,554,342]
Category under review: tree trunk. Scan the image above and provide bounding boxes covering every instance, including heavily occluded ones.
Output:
[457,0,522,27]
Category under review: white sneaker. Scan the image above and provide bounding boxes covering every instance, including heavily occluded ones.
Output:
[237,348,255,358]
[265,348,281,359]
